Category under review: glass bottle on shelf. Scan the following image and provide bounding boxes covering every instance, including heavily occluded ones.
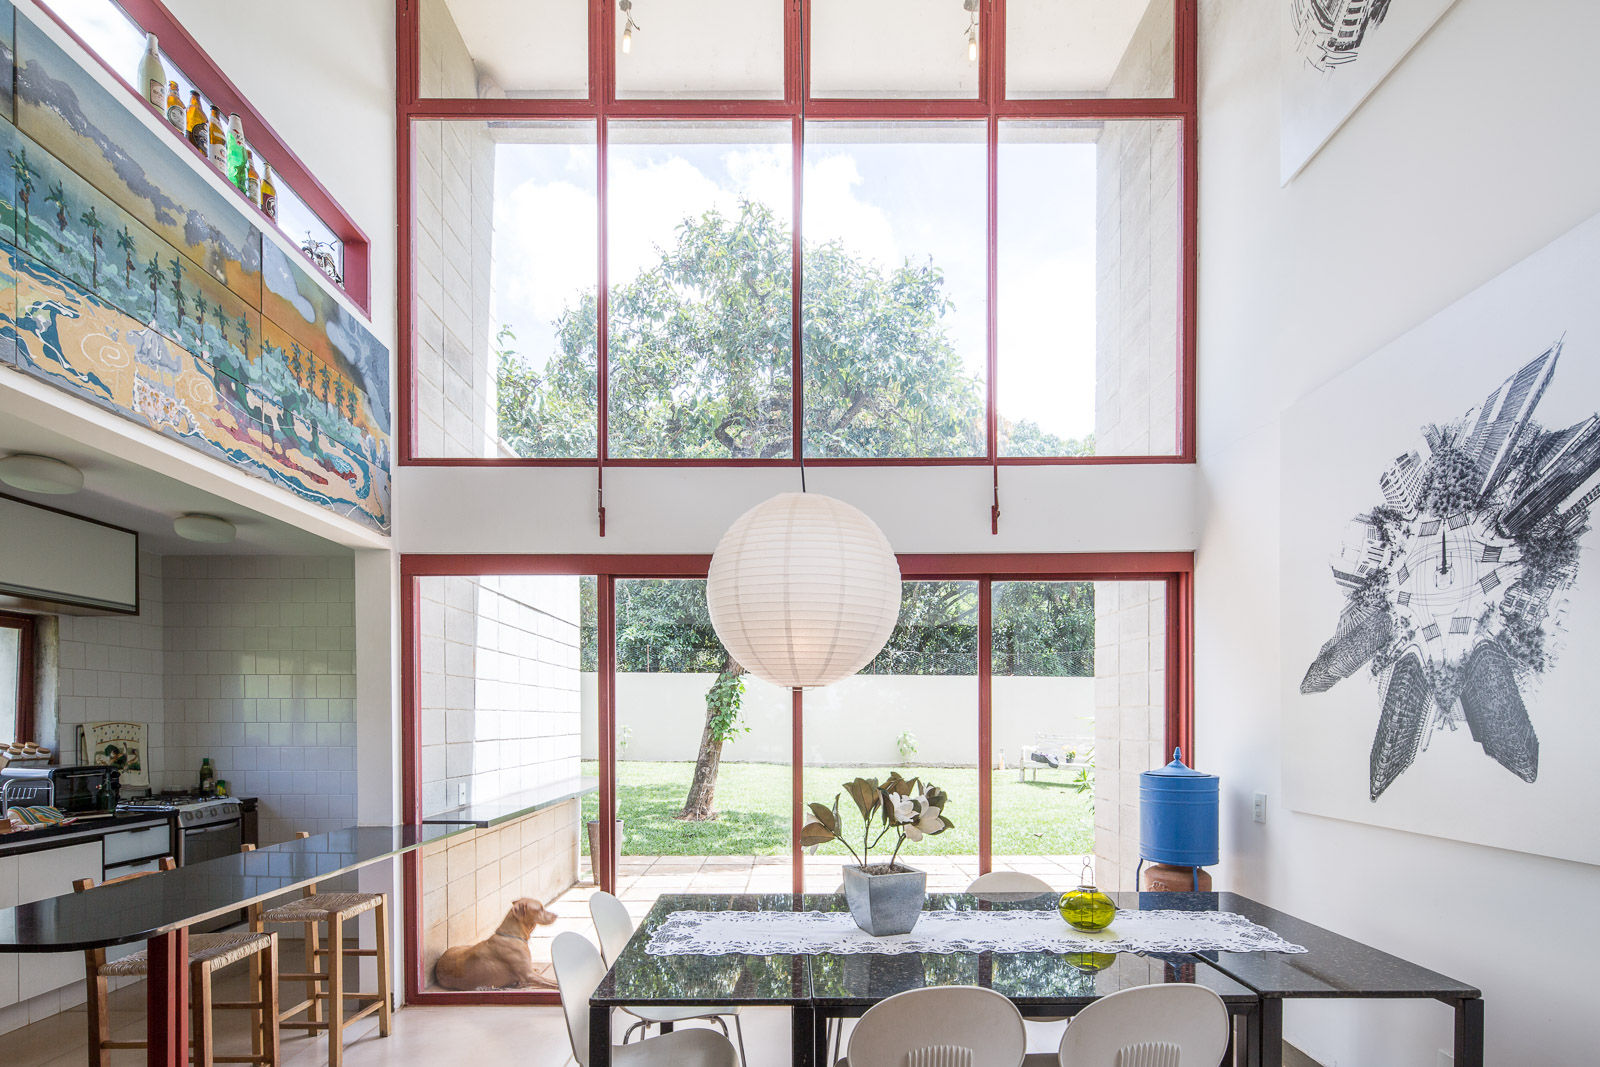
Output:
[138,33,165,110]
[226,113,248,192]
[208,105,227,172]
[245,150,261,204]
[199,756,216,796]
[185,90,206,152]
[164,81,183,129]
[260,163,277,220]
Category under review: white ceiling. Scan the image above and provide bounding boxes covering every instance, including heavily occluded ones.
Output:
[0,418,352,557]
[437,0,1164,99]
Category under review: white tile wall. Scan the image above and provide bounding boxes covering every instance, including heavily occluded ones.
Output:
[55,553,172,786]
[162,556,357,843]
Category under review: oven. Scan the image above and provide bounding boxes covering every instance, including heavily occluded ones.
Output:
[180,815,243,866]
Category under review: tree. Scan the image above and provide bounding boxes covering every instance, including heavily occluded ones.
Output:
[236,312,252,357]
[79,206,103,288]
[540,201,1090,816]
[45,180,66,231]
[115,225,135,285]
[168,256,184,328]
[144,256,165,319]
[9,148,34,239]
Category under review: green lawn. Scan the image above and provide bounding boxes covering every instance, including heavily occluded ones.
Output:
[581,761,1093,858]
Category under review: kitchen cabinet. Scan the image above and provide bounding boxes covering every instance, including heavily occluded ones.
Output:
[15,841,100,997]
[0,855,17,1008]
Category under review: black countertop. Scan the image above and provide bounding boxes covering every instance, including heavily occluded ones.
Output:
[0,811,171,856]
[0,823,467,952]
[1125,891,1481,1000]
[422,777,598,828]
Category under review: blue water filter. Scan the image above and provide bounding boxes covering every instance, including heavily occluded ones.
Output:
[1138,748,1219,870]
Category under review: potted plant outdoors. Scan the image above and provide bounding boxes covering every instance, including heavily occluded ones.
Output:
[801,771,954,936]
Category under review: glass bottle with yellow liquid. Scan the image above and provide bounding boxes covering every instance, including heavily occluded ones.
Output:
[164,81,183,130]
[208,105,227,173]
[245,150,261,205]
[185,91,207,152]
[259,164,277,220]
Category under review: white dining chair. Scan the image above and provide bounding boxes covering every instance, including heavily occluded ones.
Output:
[589,891,748,1062]
[965,871,1055,897]
[843,985,1028,1067]
[1021,983,1230,1067]
[551,931,739,1067]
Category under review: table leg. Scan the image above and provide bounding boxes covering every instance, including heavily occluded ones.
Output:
[813,1007,832,1067]
[590,1003,612,1067]
[146,929,190,1067]
[1253,998,1282,1067]
[1454,997,1484,1067]
[792,1003,816,1067]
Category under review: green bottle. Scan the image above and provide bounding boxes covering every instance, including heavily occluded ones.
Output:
[226,113,248,192]
[199,756,216,796]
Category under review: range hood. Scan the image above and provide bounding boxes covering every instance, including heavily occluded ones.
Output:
[0,494,139,615]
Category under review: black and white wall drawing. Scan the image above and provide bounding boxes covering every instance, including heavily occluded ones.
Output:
[1281,0,1459,181]
[1301,346,1599,799]
[1282,212,1600,865]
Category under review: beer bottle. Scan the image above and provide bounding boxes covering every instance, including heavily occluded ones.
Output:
[226,113,248,192]
[260,163,278,220]
[185,91,206,152]
[165,81,183,129]
[208,105,227,173]
[245,150,261,204]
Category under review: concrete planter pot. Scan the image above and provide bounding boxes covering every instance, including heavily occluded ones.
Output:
[841,863,926,936]
[586,818,622,876]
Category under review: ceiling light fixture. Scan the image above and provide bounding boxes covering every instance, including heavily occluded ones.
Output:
[173,513,237,544]
[964,0,980,63]
[0,453,84,495]
[620,0,639,55]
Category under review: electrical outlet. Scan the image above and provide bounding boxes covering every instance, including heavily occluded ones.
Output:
[456,782,467,806]
[1253,792,1268,823]
[1437,1052,1454,1067]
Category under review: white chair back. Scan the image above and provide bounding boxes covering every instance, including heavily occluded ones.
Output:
[965,871,1054,896]
[847,985,1026,1067]
[589,890,635,966]
[1057,984,1229,1067]
[551,932,606,1067]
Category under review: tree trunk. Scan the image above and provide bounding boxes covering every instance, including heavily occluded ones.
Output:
[677,656,745,821]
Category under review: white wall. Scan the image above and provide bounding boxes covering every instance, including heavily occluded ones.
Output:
[584,673,1095,767]
[1195,0,1600,1063]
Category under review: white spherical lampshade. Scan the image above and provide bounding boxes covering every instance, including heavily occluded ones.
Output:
[707,492,902,689]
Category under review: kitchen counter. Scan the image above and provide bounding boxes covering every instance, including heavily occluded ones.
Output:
[0,812,170,858]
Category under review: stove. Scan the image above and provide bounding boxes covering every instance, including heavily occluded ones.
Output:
[119,794,243,828]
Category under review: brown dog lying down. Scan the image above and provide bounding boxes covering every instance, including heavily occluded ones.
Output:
[433,898,558,990]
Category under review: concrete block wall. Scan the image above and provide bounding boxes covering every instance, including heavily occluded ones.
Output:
[413,0,499,458]
[1092,580,1168,891]
[162,556,357,843]
[419,799,581,987]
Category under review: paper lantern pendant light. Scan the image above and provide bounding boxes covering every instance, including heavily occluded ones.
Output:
[707,492,902,689]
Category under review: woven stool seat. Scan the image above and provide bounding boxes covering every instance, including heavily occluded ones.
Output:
[262,892,382,922]
[99,931,275,978]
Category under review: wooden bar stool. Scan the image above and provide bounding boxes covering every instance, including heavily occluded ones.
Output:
[74,858,281,1067]
[243,835,392,1067]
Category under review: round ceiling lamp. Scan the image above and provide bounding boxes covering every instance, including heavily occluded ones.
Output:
[0,453,84,495]
[173,513,237,544]
[707,492,902,690]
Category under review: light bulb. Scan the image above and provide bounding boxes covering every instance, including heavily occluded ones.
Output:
[622,25,632,54]
[968,29,978,63]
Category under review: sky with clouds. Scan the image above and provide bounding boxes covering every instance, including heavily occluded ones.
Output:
[492,129,1100,445]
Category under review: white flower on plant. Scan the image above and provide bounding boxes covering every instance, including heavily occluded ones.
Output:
[892,792,945,841]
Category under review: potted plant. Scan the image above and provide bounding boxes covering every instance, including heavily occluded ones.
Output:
[801,771,954,936]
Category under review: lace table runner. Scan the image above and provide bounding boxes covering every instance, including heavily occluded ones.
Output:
[645,909,1306,957]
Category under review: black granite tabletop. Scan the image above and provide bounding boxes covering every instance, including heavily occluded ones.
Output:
[594,894,812,1007]
[1124,891,1481,1000]
[422,776,599,828]
[0,823,465,952]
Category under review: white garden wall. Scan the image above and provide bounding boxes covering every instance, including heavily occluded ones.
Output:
[583,673,1094,768]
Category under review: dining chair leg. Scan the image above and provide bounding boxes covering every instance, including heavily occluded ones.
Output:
[304,920,323,1026]
[374,896,393,1037]
[84,957,109,1067]
[731,1013,748,1066]
[191,962,214,1067]
[261,935,282,1067]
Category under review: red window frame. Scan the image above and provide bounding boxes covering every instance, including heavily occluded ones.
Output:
[33,0,373,312]
[397,550,1194,1005]
[395,0,1198,468]
[0,612,37,743]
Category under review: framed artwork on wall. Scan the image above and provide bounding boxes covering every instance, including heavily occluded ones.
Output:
[77,720,149,788]
[1281,210,1600,864]
[1280,0,1460,182]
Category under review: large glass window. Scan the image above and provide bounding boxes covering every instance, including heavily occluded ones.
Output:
[404,0,1195,464]
[607,123,793,459]
[802,123,986,459]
